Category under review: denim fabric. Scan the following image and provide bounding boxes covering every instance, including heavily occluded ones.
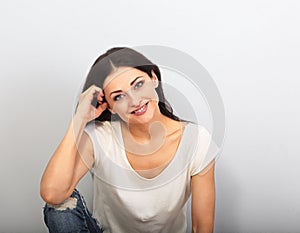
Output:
[43,189,103,233]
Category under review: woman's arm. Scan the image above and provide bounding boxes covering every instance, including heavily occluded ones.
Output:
[191,162,216,233]
[40,85,107,205]
[40,114,94,205]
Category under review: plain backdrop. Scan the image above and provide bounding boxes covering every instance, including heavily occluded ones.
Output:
[1,0,300,232]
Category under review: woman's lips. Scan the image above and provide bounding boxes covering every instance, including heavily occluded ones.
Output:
[131,102,148,116]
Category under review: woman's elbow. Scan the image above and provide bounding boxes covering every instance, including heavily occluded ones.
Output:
[40,186,69,205]
[192,220,214,233]
[40,188,58,205]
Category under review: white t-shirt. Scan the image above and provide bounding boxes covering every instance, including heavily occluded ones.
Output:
[84,120,219,233]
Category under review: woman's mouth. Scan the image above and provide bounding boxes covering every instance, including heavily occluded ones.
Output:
[130,102,149,116]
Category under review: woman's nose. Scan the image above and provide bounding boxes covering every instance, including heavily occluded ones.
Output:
[127,90,141,107]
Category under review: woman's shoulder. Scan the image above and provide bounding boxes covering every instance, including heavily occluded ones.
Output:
[84,120,116,135]
[181,120,206,132]
[85,120,114,128]
[181,121,215,146]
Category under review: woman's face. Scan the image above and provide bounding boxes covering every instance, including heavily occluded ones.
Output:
[103,66,159,125]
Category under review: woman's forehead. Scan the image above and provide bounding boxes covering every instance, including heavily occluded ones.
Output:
[103,67,147,90]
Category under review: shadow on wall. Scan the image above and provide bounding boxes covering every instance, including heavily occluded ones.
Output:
[77,172,94,211]
[214,161,241,233]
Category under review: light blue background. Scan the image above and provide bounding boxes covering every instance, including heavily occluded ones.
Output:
[0,0,299,232]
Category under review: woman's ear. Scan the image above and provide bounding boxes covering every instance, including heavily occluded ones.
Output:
[101,92,116,114]
[151,70,159,88]
[104,99,116,114]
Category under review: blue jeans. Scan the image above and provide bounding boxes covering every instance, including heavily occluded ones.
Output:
[43,189,103,233]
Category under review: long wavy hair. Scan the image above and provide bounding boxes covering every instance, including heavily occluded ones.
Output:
[80,47,181,122]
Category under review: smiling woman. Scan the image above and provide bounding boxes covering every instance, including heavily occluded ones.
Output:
[102,67,160,125]
[40,47,220,233]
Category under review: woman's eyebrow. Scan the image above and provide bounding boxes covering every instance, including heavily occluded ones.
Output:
[109,76,143,97]
[130,76,143,86]
[109,90,122,96]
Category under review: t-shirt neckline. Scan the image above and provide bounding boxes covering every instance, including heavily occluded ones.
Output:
[111,121,191,181]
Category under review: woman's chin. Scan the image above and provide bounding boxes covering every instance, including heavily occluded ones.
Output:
[127,113,154,125]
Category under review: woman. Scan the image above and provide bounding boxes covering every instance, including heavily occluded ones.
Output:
[40,47,219,233]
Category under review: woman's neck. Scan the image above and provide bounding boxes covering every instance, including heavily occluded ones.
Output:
[119,113,186,156]
[121,114,170,142]
[121,113,178,156]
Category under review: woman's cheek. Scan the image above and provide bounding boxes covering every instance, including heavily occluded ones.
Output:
[113,102,129,118]
[140,85,159,102]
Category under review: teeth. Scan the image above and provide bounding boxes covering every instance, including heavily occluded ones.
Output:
[135,105,145,113]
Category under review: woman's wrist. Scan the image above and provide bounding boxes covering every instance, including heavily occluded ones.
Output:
[71,113,89,144]
[73,112,89,126]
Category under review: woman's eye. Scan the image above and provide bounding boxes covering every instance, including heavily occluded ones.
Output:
[113,94,125,101]
[134,80,144,89]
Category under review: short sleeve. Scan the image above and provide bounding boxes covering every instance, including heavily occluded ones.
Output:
[190,125,220,176]
[83,121,111,168]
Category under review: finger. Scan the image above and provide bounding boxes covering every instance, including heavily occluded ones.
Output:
[90,85,102,95]
[95,89,105,98]
[95,102,107,116]
[100,102,108,110]
[82,86,101,100]
[93,89,104,100]
[97,95,103,102]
